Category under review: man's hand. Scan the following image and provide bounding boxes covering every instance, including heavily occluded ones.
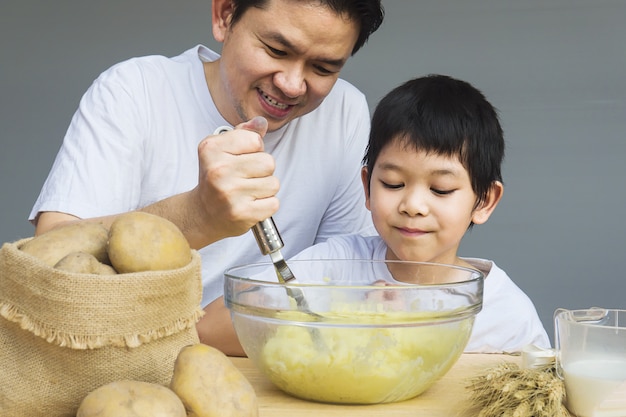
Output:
[187,116,279,246]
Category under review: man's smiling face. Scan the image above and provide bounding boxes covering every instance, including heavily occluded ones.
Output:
[209,0,359,132]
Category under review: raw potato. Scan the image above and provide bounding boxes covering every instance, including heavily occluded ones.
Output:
[20,222,109,267]
[170,344,258,417]
[54,251,117,275]
[76,380,186,417]
[107,212,191,273]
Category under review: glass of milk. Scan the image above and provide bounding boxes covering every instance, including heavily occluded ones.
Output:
[555,308,626,417]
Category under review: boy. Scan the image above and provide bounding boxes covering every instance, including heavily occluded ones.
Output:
[291,74,550,353]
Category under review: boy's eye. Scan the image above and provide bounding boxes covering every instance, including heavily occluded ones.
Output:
[432,188,454,195]
[381,180,403,190]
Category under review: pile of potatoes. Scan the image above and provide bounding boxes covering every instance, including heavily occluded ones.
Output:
[20,211,192,274]
[21,213,259,416]
[77,344,258,417]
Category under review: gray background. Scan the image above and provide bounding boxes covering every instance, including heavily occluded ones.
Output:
[2,0,625,344]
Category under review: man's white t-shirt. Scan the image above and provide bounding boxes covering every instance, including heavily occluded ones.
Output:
[29,45,374,307]
[290,234,552,353]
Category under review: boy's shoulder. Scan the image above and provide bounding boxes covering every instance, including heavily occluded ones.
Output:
[294,234,385,260]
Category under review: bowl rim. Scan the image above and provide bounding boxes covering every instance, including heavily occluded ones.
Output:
[224,258,485,288]
[224,259,484,326]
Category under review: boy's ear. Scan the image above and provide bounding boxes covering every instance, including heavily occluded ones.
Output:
[471,181,503,225]
[212,0,235,42]
[361,167,371,210]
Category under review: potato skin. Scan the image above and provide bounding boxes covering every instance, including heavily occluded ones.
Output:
[107,212,191,273]
[20,222,109,267]
[54,251,117,275]
[76,380,186,417]
[170,344,258,417]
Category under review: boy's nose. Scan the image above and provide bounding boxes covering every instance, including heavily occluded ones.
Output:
[399,193,429,217]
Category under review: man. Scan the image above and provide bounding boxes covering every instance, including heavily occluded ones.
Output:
[29,0,384,355]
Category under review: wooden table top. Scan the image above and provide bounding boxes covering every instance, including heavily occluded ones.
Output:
[229,353,520,416]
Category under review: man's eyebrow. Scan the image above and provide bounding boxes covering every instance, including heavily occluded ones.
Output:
[265,32,347,67]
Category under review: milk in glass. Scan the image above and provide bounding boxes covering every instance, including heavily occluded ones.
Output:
[563,359,626,417]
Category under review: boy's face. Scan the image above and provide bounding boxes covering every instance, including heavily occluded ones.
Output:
[208,0,359,132]
[362,138,499,265]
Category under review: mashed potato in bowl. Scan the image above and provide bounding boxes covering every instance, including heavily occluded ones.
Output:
[256,310,473,404]
[225,259,484,404]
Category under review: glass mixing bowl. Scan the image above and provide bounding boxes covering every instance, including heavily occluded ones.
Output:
[224,259,483,404]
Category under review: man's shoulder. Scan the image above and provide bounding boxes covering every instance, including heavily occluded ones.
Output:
[326,78,368,104]
[290,78,369,137]
[97,45,203,83]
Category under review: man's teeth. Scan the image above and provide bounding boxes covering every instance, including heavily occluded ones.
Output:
[262,92,288,110]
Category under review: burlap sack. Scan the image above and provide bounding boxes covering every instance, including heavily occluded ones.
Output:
[0,238,204,416]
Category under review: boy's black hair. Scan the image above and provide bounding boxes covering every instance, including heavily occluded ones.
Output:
[228,0,384,55]
[363,74,505,206]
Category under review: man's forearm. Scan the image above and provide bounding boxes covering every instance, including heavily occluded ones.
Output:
[140,190,218,250]
[196,296,246,357]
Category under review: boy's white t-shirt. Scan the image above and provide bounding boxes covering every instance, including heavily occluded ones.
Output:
[29,45,374,307]
[291,234,552,353]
